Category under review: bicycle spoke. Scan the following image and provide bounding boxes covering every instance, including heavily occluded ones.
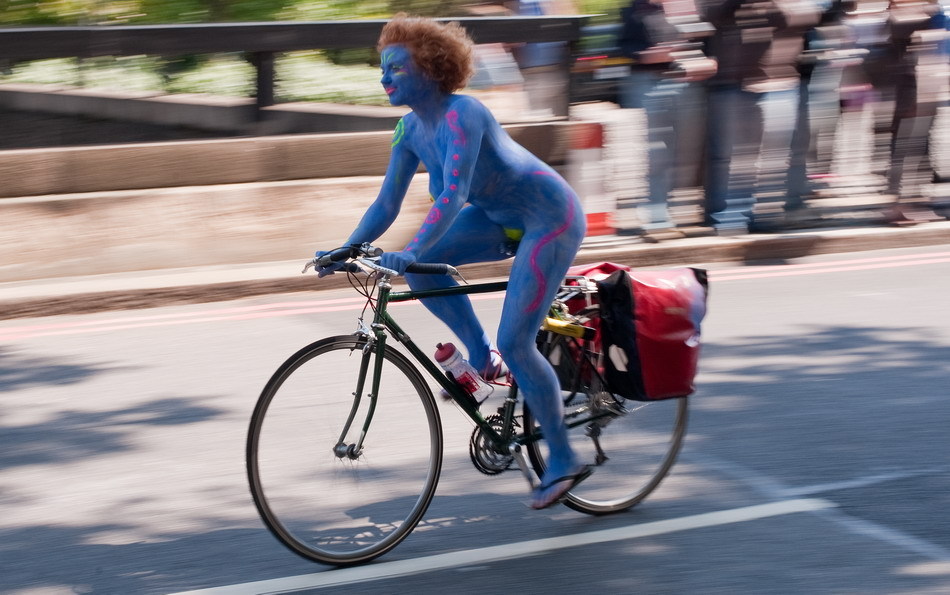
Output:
[528,306,687,514]
[247,337,442,565]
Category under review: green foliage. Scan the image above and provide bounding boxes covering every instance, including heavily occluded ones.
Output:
[130,0,294,24]
[1,52,387,104]
[575,0,626,23]
[0,0,89,25]
[277,0,390,20]
[0,0,499,25]
[0,0,300,26]
[276,51,386,104]
[0,1,620,101]
[387,0,469,17]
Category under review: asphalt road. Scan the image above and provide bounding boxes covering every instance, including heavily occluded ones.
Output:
[1,245,949,594]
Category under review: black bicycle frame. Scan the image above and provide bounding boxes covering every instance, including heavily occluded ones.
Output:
[349,274,609,458]
[378,280,516,446]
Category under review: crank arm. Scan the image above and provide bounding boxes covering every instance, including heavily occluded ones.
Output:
[509,443,538,490]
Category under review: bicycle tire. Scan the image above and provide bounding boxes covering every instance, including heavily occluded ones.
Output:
[247,335,443,566]
[527,306,688,515]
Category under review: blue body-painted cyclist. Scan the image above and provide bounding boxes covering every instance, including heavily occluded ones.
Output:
[316,14,590,509]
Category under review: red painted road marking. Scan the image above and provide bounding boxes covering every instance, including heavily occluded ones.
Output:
[2,250,949,342]
[713,255,950,281]
[0,293,501,341]
[0,296,369,334]
[712,250,950,276]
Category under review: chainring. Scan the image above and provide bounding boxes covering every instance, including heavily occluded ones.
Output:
[469,414,515,475]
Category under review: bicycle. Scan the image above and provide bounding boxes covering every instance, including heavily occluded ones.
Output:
[246,243,688,566]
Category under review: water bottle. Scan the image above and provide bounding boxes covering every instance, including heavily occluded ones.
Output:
[434,342,493,402]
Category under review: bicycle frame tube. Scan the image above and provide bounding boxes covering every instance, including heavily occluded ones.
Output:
[387,280,509,303]
[384,279,614,446]
[374,279,511,446]
[379,313,490,420]
[349,274,615,458]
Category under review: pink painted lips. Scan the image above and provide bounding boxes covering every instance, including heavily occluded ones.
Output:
[385,87,396,95]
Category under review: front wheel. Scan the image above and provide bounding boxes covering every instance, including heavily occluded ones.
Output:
[246,336,443,566]
[528,307,688,515]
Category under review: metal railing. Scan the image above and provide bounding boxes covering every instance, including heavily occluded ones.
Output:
[0,17,589,113]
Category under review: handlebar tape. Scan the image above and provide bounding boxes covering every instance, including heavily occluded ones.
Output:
[317,245,359,267]
[405,262,455,275]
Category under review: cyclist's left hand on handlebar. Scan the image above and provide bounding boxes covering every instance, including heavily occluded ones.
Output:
[313,250,345,278]
[379,250,418,275]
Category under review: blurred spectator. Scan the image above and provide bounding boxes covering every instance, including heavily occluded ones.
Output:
[505,0,576,118]
[616,0,716,237]
[468,43,525,90]
[786,0,869,211]
[465,2,526,94]
[879,0,948,222]
[700,0,821,233]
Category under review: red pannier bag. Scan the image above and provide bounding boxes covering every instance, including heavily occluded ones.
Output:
[563,262,631,314]
[596,268,709,401]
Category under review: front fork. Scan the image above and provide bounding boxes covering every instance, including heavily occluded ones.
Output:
[332,325,383,461]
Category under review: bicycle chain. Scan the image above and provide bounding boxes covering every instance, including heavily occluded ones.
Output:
[468,414,515,475]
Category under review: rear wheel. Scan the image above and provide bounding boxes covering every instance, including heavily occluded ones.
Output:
[247,336,443,565]
[528,307,687,515]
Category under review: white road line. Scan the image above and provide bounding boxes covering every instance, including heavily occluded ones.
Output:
[814,509,950,562]
[687,454,950,562]
[776,469,942,498]
[169,498,834,595]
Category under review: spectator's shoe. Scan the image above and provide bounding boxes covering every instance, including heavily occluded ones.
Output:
[783,206,816,229]
[884,205,944,226]
[707,209,751,236]
[748,215,785,233]
[637,226,686,243]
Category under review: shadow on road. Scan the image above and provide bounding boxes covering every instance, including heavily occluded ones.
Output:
[0,390,225,469]
[0,346,114,391]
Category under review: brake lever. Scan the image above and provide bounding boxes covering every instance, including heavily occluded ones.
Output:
[302,258,317,274]
[357,257,398,277]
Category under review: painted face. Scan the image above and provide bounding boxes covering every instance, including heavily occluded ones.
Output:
[380,45,438,106]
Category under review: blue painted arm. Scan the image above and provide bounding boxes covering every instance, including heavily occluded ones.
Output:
[402,102,484,259]
[345,118,421,246]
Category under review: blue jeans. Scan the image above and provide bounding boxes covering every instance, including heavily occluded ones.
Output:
[705,84,800,228]
[788,59,846,206]
[621,70,704,229]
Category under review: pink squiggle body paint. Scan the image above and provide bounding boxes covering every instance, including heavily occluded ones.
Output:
[525,170,579,311]
[406,111,467,252]
[446,110,466,146]
[526,199,576,311]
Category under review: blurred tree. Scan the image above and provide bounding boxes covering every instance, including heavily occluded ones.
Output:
[0,0,88,25]
[1,0,607,95]
[132,0,294,23]
[388,0,498,17]
[0,0,295,25]
[0,0,620,26]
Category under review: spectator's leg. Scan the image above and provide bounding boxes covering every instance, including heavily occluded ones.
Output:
[640,74,679,230]
[705,83,752,231]
[751,88,799,230]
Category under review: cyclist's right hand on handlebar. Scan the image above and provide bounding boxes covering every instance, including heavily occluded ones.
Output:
[313,250,345,278]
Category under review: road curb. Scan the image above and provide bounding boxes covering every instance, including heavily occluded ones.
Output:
[2,223,949,320]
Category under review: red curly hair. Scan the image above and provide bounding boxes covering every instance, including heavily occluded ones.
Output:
[377,13,475,94]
